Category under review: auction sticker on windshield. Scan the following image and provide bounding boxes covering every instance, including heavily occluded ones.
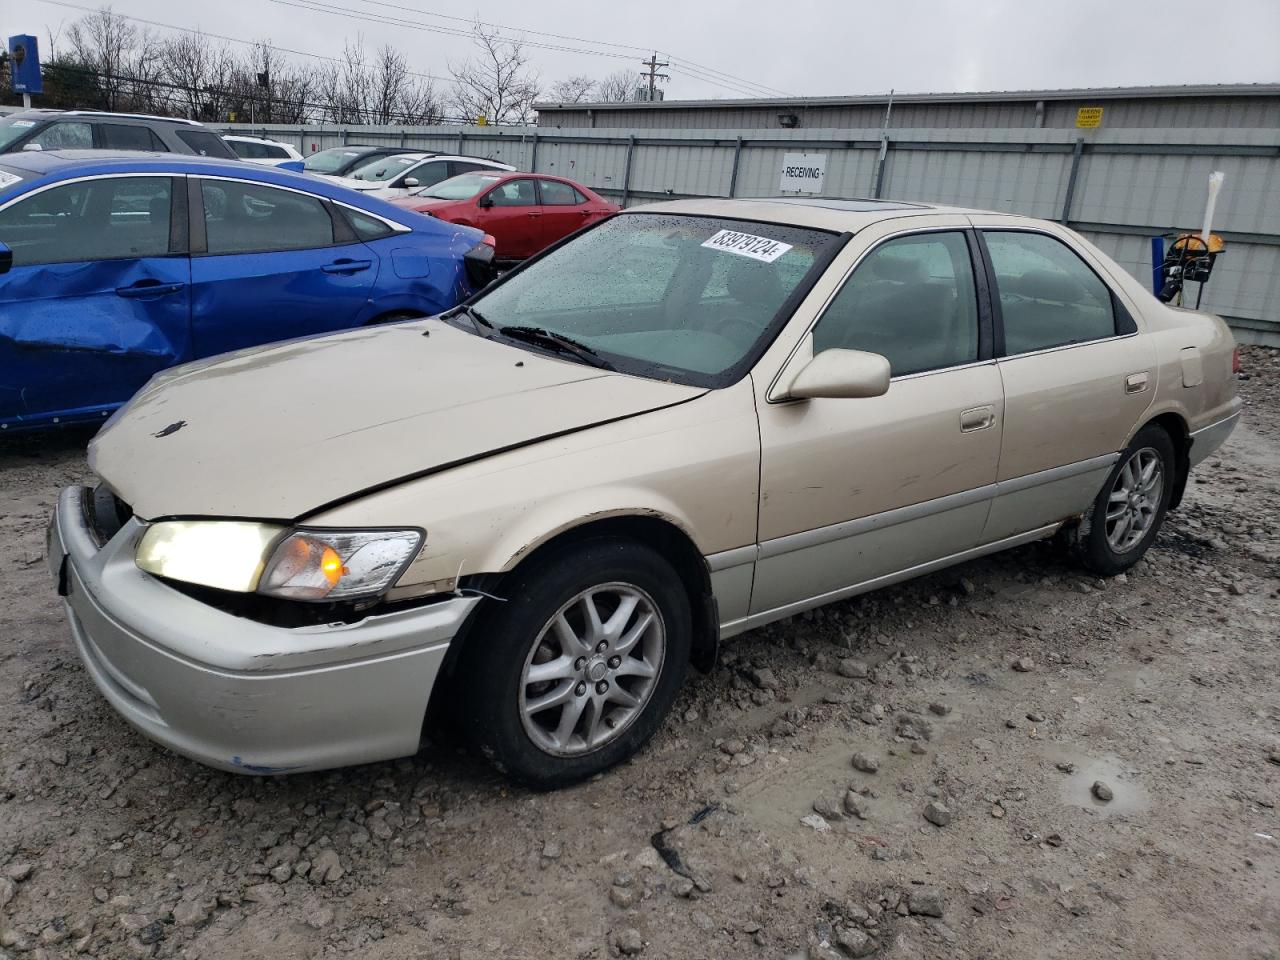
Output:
[701,229,793,263]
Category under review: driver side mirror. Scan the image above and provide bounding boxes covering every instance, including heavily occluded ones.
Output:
[477,194,494,208]
[0,241,11,275]
[402,177,419,188]
[785,347,891,400]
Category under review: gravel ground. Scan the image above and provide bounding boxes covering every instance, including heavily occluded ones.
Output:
[1,347,1277,960]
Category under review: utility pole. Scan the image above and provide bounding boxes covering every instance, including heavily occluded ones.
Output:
[639,52,669,102]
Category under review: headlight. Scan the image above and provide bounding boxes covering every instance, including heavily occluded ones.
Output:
[136,522,422,602]
[136,521,286,592]
[258,529,423,601]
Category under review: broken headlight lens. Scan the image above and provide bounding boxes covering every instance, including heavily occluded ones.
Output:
[257,529,423,602]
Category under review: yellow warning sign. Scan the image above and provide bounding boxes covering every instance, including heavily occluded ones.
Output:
[1076,106,1103,129]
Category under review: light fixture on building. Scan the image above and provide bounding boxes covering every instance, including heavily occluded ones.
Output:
[778,113,799,128]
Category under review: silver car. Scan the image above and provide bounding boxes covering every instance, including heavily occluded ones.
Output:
[47,197,1241,786]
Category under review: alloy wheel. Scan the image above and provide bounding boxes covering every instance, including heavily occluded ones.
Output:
[518,582,666,757]
[1105,447,1164,553]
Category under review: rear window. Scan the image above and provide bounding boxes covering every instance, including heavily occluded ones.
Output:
[176,129,236,159]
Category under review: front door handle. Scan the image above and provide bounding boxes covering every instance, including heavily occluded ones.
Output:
[321,258,372,274]
[960,405,995,433]
[115,280,185,299]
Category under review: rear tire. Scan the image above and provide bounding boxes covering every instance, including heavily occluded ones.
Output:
[455,538,691,789]
[1070,424,1175,575]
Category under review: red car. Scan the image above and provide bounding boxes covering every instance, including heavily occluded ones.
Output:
[389,172,618,260]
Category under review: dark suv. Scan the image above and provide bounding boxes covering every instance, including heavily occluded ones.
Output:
[0,110,237,159]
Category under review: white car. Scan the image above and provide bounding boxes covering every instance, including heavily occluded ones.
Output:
[222,135,304,167]
[329,153,515,199]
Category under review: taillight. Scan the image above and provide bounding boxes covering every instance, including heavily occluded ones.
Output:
[1232,347,1241,374]
[482,233,497,249]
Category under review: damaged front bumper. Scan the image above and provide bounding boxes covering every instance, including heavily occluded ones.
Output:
[46,486,478,775]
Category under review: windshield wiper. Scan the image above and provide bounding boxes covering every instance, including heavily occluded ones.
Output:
[498,325,615,371]
[447,304,494,333]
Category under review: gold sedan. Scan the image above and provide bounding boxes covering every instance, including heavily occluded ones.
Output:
[50,198,1241,786]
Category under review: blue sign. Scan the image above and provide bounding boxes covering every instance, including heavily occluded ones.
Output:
[8,35,43,95]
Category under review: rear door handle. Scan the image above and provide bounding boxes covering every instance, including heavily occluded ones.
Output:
[321,258,372,274]
[115,280,185,299]
[1125,372,1150,394]
[960,405,995,433]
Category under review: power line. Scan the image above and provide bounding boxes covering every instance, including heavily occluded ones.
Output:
[347,0,793,97]
[29,0,793,101]
[268,0,789,98]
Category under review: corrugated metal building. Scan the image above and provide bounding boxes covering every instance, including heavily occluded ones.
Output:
[534,84,1280,130]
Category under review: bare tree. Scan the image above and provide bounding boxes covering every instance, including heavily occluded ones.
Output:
[449,24,540,124]
[368,45,441,124]
[548,75,595,104]
[160,32,235,120]
[65,6,153,111]
[596,70,639,103]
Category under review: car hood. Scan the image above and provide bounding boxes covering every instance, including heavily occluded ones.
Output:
[90,319,706,521]
[391,197,463,215]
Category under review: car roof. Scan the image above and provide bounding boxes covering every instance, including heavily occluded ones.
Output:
[0,150,471,230]
[626,196,991,231]
[5,108,203,126]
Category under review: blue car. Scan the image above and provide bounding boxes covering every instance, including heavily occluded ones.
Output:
[0,151,495,432]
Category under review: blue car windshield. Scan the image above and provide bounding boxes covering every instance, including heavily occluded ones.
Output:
[469,213,839,389]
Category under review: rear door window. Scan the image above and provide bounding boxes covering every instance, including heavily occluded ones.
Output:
[200,180,334,254]
[984,231,1117,355]
[539,180,582,205]
[99,123,168,151]
[0,176,173,265]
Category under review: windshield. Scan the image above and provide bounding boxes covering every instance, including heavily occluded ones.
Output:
[420,173,501,200]
[304,148,365,173]
[350,155,422,182]
[0,117,42,152]
[0,165,26,198]
[469,213,839,387]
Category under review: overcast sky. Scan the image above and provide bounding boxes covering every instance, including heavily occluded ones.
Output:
[11,0,1280,101]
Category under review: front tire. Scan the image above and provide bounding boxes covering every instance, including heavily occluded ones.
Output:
[456,538,691,788]
[1071,424,1175,575]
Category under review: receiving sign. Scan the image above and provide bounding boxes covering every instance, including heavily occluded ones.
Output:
[779,152,826,193]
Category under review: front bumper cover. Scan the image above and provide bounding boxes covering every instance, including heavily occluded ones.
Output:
[47,486,478,775]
